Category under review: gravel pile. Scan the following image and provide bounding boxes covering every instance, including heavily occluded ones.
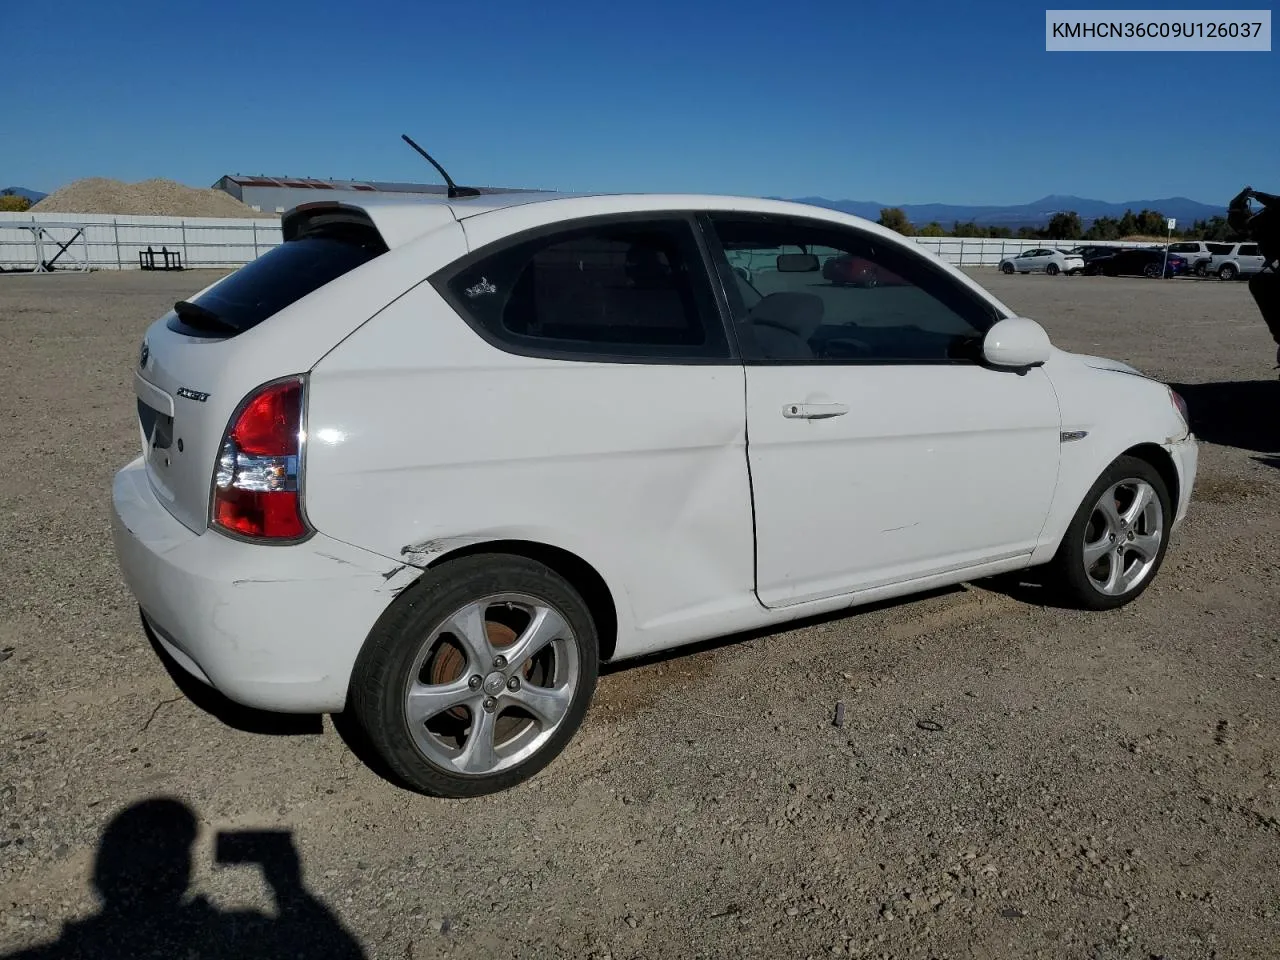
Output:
[30,177,275,218]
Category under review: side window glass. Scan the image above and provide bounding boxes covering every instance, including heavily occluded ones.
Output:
[707,214,998,363]
[1239,244,1259,256]
[436,219,728,360]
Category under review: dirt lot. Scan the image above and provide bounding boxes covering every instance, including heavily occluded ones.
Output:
[1,269,1277,959]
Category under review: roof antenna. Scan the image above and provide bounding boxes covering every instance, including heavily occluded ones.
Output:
[401,134,481,199]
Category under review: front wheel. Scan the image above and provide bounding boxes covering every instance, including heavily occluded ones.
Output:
[1001,262,1015,275]
[1045,263,1060,276]
[350,555,599,797]
[1043,455,1172,610]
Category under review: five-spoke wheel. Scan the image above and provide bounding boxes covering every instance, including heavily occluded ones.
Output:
[1045,455,1172,610]
[351,556,598,797]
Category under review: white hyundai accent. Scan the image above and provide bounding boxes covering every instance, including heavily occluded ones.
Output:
[111,191,1198,796]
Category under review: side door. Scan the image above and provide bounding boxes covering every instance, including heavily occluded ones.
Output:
[1016,249,1040,272]
[700,211,1062,608]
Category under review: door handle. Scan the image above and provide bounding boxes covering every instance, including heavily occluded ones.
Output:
[783,402,849,419]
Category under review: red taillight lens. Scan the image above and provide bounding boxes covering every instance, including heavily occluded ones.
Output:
[232,380,302,456]
[211,377,309,541]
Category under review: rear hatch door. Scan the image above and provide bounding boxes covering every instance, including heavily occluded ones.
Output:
[133,214,392,533]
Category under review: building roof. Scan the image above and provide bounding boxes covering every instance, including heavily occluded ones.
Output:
[215,175,542,196]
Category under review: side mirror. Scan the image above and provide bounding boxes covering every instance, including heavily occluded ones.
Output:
[776,253,820,273]
[983,316,1051,369]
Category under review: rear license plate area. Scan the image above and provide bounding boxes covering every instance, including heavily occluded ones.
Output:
[138,398,175,468]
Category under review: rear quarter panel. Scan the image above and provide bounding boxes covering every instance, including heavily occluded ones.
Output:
[303,263,755,660]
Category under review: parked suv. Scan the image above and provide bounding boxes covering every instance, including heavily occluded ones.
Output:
[111,192,1198,797]
[1167,241,1229,277]
[1209,241,1267,280]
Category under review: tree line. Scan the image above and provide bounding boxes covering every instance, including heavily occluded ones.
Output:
[876,206,1240,242]
[0,189,33,212]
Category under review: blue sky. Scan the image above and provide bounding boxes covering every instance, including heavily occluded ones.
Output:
[3,0,1275,204]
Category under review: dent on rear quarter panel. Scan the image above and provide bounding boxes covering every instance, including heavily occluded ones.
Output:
[304,255,756,657]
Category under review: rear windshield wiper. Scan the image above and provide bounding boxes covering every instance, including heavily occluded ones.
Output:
[173,299,240,334]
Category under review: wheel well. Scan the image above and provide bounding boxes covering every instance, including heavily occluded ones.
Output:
[426,540,619,662]
[1123,443,1179,508]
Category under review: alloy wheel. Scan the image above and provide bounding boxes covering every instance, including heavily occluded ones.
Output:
[403,593,580,776]
[1081,480,1164,596]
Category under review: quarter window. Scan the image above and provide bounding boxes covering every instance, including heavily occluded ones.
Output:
[435,218,728,361]
[706,214,1000,363]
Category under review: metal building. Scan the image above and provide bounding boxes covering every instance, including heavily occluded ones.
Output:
[213,175,540,214]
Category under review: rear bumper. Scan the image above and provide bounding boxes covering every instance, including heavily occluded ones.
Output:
[110,456,404,713]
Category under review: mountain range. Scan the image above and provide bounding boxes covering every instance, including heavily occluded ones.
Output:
[1,186,47,203]
[2,184,1227,228]
[785,194,1227,229]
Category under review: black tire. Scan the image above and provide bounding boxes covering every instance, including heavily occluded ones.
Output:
[1042,455,1173,611]
[1143,263,1162,279]
[1045,263,1060,276]
[1218,263,1238,281]
[349,555,599,797]
[1194,262,1208,277]
[1001,262,1015,275]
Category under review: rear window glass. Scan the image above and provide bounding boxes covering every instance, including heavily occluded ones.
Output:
[168,227,384,337]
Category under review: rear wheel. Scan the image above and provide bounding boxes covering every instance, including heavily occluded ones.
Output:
[1194,261,1208,277]
[1143,262,1162,279]
[1045,263,1060,276]
[350,555,599,797]
[1219,263,1238,281]
[1043,455,1172,610]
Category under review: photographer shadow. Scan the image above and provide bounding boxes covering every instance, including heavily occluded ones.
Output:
[3,798,365,960]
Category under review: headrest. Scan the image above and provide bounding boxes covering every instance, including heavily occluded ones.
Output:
[747,292,824,338]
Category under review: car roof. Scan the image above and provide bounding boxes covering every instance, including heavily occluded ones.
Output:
[285,190,918,251]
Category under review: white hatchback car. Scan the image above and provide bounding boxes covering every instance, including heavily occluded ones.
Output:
[111,191,1198,796]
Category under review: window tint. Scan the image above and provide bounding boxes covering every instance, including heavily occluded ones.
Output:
[707,214,999,363]
[1207,243,1234,254]
[170,226,385,337]
[1238,244,1259,256]
[436,219,727,360]
[1169,243,1195,253]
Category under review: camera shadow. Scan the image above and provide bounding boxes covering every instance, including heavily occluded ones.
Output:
[1,797,365,960]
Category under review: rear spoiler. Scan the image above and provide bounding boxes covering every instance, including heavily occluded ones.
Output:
[281,199,458,249]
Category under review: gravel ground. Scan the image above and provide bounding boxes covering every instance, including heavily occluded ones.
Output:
[1,269,1277,959]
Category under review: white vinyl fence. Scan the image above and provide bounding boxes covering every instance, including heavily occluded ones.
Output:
[0,212,282,273]
[911,236,1139,266]
[0,211,1151,273]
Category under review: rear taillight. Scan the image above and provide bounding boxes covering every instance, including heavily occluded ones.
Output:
[211,376,310,541]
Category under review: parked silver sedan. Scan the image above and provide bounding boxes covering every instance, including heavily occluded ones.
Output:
[999,248,1086,276]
